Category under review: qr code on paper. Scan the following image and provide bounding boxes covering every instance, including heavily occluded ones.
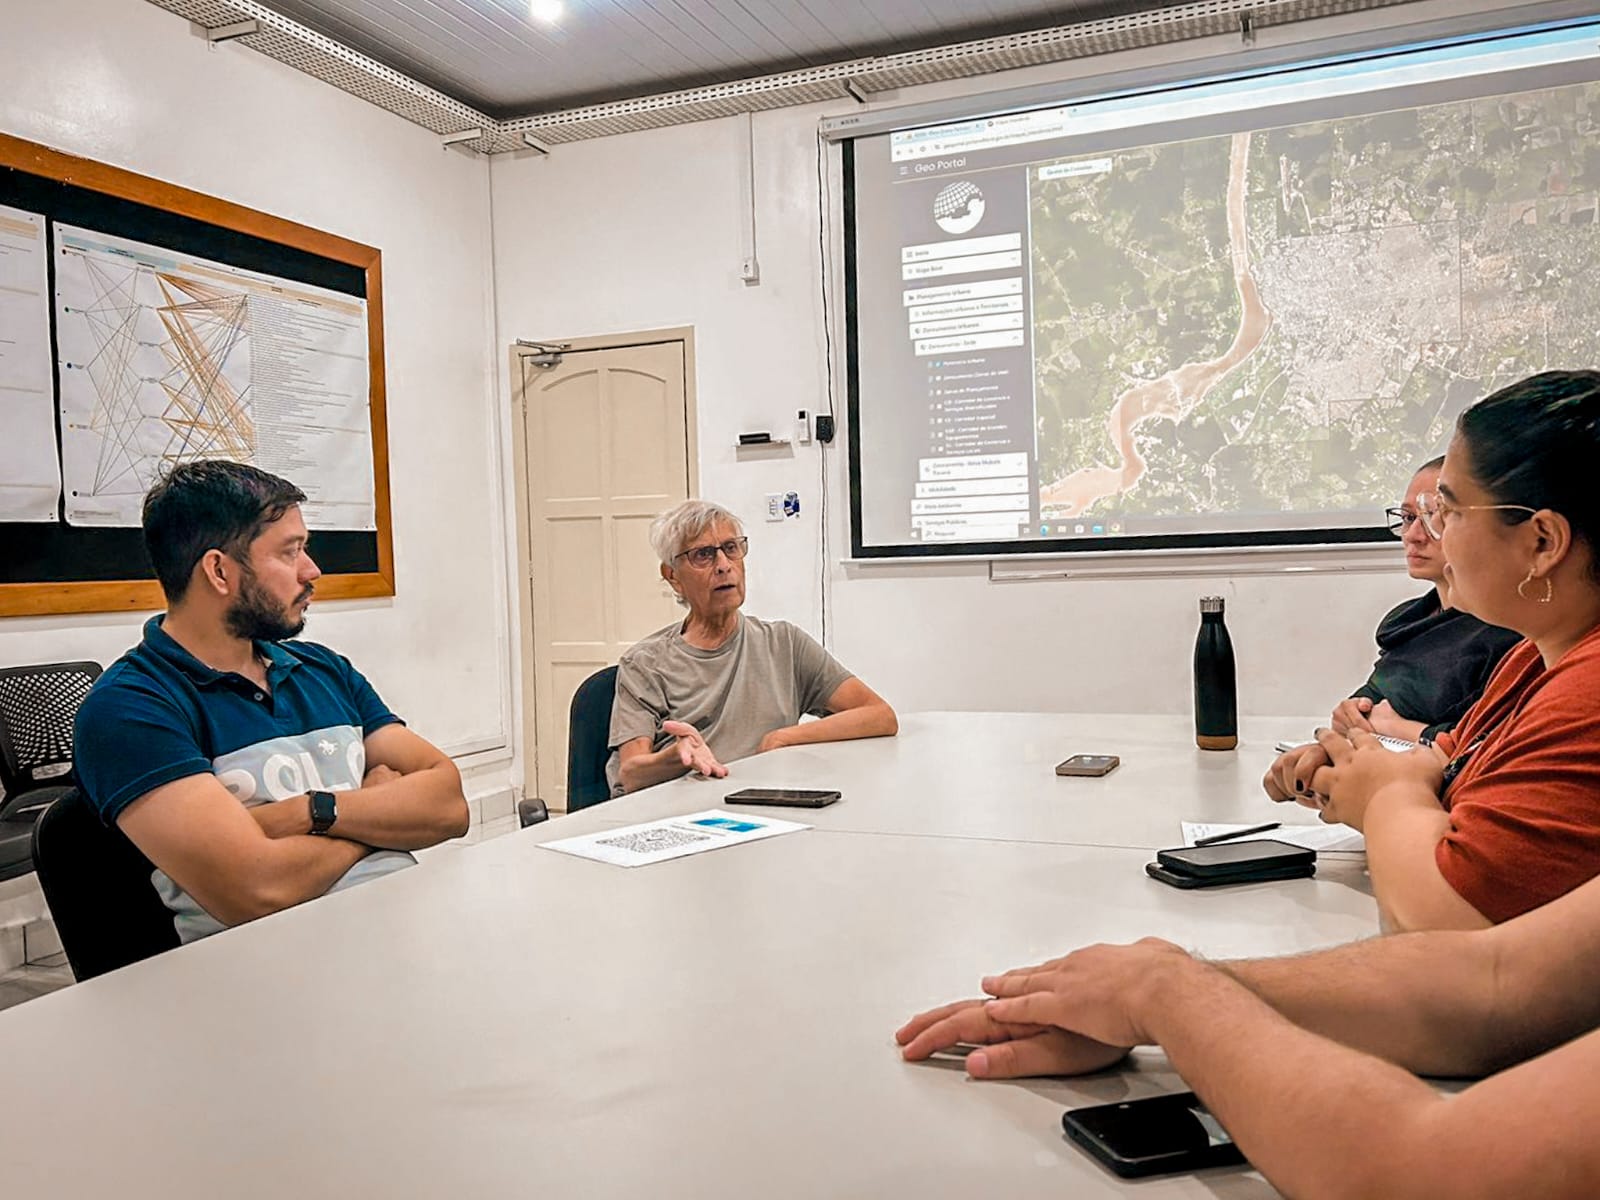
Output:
[596,827,711,855]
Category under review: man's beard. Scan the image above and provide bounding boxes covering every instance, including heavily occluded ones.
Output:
[225,570,311,642]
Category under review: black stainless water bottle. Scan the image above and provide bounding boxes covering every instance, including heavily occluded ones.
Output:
[1194,596,1238,751]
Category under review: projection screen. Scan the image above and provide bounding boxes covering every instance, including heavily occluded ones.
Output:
[844,20,1600,558]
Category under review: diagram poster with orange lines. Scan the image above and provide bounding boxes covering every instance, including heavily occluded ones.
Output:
[53,224,376,531]
[0,202,61,523]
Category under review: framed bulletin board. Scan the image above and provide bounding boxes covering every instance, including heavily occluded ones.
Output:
[0,131,393,617]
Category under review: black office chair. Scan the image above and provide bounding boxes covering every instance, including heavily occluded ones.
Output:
[30,788,179,981]
[0,661,102,883]
[565,665,619,812]
[517,665,619,827]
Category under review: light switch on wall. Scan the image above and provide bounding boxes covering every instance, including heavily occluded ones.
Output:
[765,493,785,522]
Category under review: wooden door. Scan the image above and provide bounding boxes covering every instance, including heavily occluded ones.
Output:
[517,339,690,809]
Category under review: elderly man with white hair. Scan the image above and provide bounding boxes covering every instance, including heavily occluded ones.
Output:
[607,499,897,795]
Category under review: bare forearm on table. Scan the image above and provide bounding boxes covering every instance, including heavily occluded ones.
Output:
[1222,931,1498,1076]
[1223,876,1600,1076]
[771,704,898,746]
[1136,959,1593,1200]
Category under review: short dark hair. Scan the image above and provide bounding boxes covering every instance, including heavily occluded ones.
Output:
[1417,454,1446,473]
[1456,370,1600,570]
[141,461,306,602]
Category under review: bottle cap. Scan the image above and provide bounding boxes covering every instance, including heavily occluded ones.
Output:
[1199,596,1225,613]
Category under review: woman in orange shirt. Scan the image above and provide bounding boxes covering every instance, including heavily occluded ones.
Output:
[1266,370,1600,931]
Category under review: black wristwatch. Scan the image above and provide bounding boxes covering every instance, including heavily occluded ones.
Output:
[307,789,338,835]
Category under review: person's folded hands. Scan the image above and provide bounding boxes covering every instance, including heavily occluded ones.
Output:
[1263,741,1335,809]
[1309,727,1446,830]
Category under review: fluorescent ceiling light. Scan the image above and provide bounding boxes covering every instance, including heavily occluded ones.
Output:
[528,0,563,22]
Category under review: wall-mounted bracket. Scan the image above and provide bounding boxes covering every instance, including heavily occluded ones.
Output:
[206,18,259,43]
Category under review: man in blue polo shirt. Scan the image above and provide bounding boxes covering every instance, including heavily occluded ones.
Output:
[74,461,469,944]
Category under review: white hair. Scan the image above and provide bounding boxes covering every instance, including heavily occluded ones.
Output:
[649,499,744,568]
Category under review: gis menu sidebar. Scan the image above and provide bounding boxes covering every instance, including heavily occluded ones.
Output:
[892,154,1037,545]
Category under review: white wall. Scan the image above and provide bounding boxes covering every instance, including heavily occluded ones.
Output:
[488,3,1557,720]
[0,0,1548,871]
[2,0,514,796]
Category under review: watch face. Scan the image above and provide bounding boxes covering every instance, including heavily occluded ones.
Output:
[310,790,337,831]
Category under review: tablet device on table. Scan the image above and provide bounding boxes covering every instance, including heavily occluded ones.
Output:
[1062,1092,1247,1178]
[723,788,841,808]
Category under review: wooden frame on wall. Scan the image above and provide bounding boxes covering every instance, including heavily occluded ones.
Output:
[0,131,394,617]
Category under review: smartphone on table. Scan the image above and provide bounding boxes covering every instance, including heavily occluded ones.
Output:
[1146,839,1316,889]
[1055,754,1120,777]
[1062,1091,1246,1178]
[723,788,841,808]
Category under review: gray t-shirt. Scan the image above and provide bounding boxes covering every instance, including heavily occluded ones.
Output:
[606,614,854,794]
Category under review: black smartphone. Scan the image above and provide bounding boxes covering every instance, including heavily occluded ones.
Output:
[1147,839,1316,889]
[1062,1092,1247,1178]
[1055,754,1120,777]
[723,788,841,808]
[1156,840,1315,878]
[1146,860,1317,889]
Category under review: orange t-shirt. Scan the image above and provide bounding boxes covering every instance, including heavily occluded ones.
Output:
[1434,622,1600,923]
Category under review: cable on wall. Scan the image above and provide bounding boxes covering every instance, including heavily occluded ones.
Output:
[815,128,840,649]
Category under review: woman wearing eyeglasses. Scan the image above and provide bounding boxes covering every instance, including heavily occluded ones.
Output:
[1266,370,1600,931]
[1328,456,1520,745]
[608,499,897,795]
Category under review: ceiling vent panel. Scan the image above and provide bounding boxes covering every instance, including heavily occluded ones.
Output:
[144,0,1442,152]
[143,0,497,146]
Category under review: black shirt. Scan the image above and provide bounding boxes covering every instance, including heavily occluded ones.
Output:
[1351,591,1522,741]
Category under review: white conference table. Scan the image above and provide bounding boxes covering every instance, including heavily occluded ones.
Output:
[585,711,1336,851]
[0,713,1376,1198]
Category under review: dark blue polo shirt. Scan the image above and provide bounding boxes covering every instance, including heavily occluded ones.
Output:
[73,616,412,943]
[75,616,403,825]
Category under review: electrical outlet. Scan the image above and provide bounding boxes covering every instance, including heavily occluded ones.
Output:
[765,493,785,522]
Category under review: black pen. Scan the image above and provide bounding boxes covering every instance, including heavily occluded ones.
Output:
[1194,822,1282,847]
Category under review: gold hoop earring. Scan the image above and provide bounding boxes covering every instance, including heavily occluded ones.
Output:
[1517,567,1554,604]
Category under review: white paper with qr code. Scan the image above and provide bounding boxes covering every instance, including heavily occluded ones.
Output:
[540,809,809,867]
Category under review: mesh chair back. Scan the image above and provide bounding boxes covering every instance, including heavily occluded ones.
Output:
[566,666,619,812]
[30,789,179,981]
[0,661,101,819]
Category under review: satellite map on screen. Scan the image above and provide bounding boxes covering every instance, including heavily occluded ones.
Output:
[1032,79,1600,522]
